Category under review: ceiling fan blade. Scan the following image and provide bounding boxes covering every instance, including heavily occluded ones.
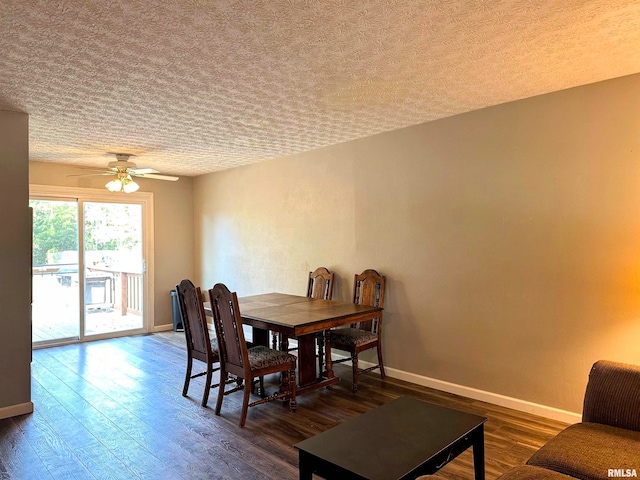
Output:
[130,168,159,175]
[67,172,112,177]
[132,173,179,181]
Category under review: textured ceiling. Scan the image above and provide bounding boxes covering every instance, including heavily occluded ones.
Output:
[2,0,640,177]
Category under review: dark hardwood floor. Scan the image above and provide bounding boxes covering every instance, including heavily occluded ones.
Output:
[0,332,568,479]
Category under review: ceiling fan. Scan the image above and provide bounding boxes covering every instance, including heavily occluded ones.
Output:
[69,153,179,193]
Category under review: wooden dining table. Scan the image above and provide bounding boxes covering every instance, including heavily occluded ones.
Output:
[204,292,383,394]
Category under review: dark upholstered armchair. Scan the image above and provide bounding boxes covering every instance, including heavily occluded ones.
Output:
[498,360,640,480]
[581,360,640,431]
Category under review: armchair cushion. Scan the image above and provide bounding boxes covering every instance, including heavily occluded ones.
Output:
[527,422,640,480]
[497,466,577,479]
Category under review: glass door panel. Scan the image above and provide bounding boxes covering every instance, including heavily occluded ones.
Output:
[30,199,80,345]
[83,202,144,336]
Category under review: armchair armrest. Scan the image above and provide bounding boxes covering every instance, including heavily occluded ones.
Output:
[582,360,640,431]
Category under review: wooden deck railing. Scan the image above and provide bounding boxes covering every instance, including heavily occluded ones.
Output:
[94,269,143,316]
[123,272,143,315]
[34,265,143,316]
[92,269,143,316]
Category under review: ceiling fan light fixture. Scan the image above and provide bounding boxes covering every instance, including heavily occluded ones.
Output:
[105,177,123,192]
[122,175,140,193]
[105,174,139,193]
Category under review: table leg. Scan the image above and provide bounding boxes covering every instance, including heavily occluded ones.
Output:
[316,332,325,379]
[297,335,317,387]
[252,328,270,395]
[324,330,334,380]
[278,334,291,399]
[252,327,269,347]
[472,425,485,480]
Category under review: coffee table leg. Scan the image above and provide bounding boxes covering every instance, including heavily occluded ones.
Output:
[298,451,313,480]
[472,425,485,480]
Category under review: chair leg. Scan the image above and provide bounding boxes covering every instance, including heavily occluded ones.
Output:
[289,368,297,412]
[351,353,359,393]
[202,363,213,407]
[215,369,227,416]
[377,342,386,380]
[240,377,252,428]
[182,356,192,397]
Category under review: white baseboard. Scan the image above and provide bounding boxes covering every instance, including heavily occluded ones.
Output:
[150,330,581,424]
[0,401,34,420]
[338,355,581,424]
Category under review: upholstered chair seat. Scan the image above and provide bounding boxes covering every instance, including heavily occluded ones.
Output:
[330,327,378,346]
[248,345,297,369]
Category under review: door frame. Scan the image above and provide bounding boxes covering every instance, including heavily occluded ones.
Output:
[30,184,155,345]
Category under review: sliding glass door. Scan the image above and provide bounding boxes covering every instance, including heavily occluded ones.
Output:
[31,199,80,344]
[83,202,144,335]
[31,187,152,347]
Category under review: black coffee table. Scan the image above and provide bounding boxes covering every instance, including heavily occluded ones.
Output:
[294,396,488,480]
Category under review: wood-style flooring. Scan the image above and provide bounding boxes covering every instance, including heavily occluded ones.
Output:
[0,332,568,479]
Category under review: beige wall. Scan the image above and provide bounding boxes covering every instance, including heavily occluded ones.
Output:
[29,161,195,328]
[0,111,32,416]
[194,73,640,414]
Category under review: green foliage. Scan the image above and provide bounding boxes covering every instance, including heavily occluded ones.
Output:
[30,200,78,266]
[30,200,142,266]
[83,202,141,252]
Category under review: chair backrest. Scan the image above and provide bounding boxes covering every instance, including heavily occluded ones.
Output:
[307,267,334,300]
[176,279,213,362]
[352,269,386,332]
[582,360,640,431]
[208,283,249,377]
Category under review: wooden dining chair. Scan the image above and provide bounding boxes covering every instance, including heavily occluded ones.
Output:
[307,267,334,375]
[175,279,220,407]
[328,269,386,392]
[272,266,335,351]
[208,283,297,428]
[307,267,334,301]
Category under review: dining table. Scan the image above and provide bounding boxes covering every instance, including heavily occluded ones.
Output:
[204,292,383,395]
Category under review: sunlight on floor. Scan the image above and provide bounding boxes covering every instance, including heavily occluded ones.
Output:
[32,274,142,343]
